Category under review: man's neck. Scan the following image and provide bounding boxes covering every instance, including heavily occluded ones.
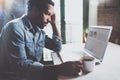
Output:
[27,14,37,31]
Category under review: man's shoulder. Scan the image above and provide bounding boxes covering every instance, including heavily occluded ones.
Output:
[7,18,23,26]
[5,18,24,30]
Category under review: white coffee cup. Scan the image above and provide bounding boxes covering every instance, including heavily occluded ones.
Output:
[82,56,95,73]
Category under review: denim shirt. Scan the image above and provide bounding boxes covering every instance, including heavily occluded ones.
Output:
[0,15,62,76]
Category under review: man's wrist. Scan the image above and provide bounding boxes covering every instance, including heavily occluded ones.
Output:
[51,22,57,26]
[43,65,60,75]
[42,65,60,79]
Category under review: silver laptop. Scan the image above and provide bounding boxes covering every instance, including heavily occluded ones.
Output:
[51,26,112,65]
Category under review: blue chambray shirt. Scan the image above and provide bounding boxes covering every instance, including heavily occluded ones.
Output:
[0,15,62,75]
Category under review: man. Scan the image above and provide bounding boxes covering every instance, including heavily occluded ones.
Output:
[0,0,82,80]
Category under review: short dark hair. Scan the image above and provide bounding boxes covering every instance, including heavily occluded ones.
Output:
[27,0,54,12]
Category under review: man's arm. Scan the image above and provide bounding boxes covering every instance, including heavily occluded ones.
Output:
[50,13,61,38]
[42,61,83,80]
[45,13,62,52]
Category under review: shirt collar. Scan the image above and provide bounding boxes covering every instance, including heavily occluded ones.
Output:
[22,15,41,33]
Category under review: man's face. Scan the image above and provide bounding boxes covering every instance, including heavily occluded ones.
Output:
[36,4,54,29]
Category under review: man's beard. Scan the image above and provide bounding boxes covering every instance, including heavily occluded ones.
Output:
[37,23,44,29]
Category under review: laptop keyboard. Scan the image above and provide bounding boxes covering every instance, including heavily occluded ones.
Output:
[51,52,63,65]
[51,51,88,64]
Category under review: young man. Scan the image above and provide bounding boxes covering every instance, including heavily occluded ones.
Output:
[0,0,82,80]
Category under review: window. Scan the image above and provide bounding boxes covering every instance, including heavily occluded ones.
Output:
[65,0,83,43]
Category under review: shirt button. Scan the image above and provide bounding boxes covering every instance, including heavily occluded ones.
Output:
[56,39,59,42]
[36,44,40,48]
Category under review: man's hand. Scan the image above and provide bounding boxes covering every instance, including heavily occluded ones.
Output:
[58,61,83,76]
[50,13,56,25]
[50,13,61,37]
[42,61,83,80]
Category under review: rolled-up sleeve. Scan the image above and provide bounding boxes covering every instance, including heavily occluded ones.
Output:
[45,34,62,52]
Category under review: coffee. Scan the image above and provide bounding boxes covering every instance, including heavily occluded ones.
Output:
[82,56,94,61]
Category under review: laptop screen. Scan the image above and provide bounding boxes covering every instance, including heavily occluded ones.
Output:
[84,26,112,62]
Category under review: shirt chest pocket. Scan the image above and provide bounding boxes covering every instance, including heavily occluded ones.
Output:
[36,41,45,53]
[25,41,45,57]
[25,42,35,57]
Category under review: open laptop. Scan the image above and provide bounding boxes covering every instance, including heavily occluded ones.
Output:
[51,26,112,65]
